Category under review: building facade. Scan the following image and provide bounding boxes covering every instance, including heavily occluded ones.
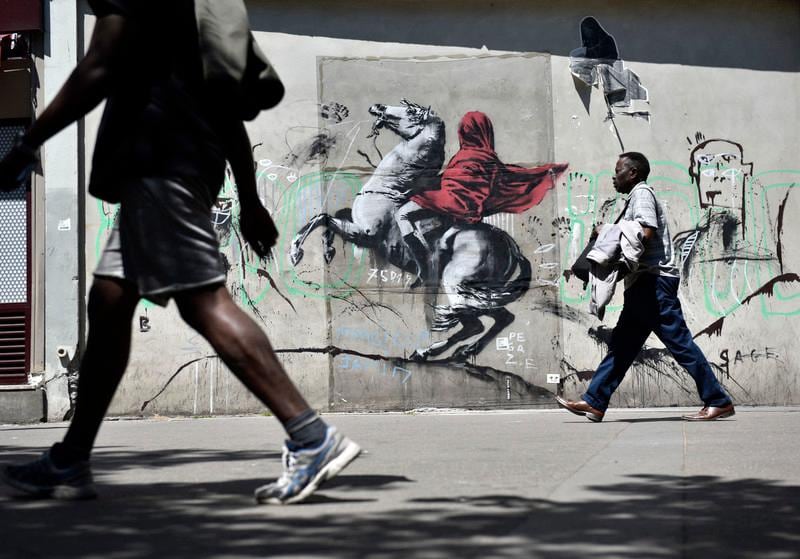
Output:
[1,0,799,421]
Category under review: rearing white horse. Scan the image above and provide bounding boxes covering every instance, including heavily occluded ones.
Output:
[289,99,444,265]
[289,100,533,361]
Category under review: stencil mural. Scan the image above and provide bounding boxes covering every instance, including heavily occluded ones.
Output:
[290,102,567,362]
[88,46,798,414]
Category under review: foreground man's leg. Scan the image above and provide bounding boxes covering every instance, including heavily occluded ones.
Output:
[175,285,361,504]
[1,278,140,499]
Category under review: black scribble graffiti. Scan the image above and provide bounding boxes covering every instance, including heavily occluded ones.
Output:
[559,347,698,399]
[597,197,621,222]
[694,317,725,339]
[284,129,339,169]
[333,274,408,325]
[356,149,378,169]
[636,348,719,398]
[562,342,753,403]
[531,300,589,325]
[233,283,272,326]
[320,102,349,123]
[692,274,800,340]
[327,292,395,339]
[740,273,800,305]
[560,359,594,382]
[675,203,771,276]
[555,311,754,403]
[776,188,793,273]
[256,268,297,313]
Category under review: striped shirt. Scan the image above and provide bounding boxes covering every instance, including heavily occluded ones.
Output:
[623,182,679,279]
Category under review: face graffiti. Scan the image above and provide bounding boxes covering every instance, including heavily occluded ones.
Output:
[689,139,753,210]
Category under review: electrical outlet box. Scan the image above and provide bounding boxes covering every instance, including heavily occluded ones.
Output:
[546,374,561,384]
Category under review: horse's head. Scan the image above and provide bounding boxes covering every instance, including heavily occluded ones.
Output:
[368,99,436,140]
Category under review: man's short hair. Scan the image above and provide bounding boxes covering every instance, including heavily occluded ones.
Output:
[619,151,650,181]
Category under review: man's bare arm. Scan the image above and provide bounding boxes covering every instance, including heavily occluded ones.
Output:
[220,117,278,259]
[0,14,134,189]
[25,14,134,147]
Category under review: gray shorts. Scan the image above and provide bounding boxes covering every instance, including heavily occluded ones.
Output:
[94,178,227,306]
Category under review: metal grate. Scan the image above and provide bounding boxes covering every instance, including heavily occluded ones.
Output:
[0,307,28,383]
[0,123,28,304]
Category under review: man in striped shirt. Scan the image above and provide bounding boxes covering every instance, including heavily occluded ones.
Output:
[557,152,734,422]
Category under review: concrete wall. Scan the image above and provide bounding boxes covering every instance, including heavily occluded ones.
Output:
[40,0,82,421]
[64,0,800,416]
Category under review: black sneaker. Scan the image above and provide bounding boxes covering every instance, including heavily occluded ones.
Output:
[1,449,97,500]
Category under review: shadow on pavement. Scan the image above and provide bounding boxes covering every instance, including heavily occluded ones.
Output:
[0,445,282,470]
[613,416,686,423]
[1,467,798,558]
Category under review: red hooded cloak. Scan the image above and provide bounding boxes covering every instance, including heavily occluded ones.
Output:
[411,111,567,223]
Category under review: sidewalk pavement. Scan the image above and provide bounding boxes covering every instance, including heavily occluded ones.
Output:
[1,407,799,559]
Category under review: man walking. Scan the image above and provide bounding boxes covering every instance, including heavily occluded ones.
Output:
[556,152,734,422]
[0,0,360,504]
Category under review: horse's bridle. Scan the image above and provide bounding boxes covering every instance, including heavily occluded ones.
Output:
[367,99,430,140]
[367,114,425,140]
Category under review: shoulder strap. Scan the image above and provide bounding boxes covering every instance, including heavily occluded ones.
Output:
[614,185,658,224]
[612,196,632,224]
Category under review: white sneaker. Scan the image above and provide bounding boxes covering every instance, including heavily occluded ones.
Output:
[254,426,361,505]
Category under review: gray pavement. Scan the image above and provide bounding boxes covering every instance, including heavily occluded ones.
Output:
[1,407,799,559]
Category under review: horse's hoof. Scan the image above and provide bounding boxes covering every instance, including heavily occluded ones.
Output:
[451,345,477,362]
[323,246,336,264]
[289,247,304,266]
[410,349,428,363]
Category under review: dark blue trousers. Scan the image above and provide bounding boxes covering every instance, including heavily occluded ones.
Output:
[583,274,732,412]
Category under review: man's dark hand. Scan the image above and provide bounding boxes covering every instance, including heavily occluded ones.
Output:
[239,203,279,259]
[0,137,38,191]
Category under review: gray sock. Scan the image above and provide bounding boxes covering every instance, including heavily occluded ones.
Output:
[285,410,328,449]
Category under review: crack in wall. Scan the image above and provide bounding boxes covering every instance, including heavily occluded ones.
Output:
[139,345,550,412]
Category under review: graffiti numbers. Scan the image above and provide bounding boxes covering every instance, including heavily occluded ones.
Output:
[367,268,415,287]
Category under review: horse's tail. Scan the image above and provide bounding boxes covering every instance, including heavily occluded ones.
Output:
[431,234,532,331]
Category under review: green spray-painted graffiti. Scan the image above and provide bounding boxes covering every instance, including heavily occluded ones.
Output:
[93,168,367,309]
[559,158,800,320]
